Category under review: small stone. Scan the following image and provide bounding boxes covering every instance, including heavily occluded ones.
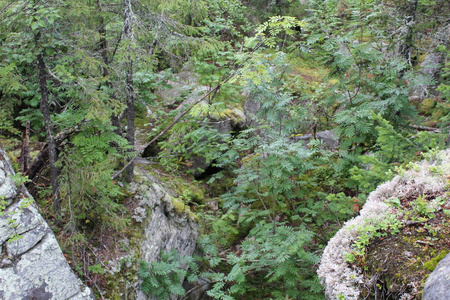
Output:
[404,251,414,258]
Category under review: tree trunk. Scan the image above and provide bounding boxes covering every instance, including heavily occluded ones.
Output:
[26,127,76,191]
[97,6,123,137]
[20,120,30,174]
[125,61,135,182]
[399,0,418,63]
[123,0,135,183]
[36,50,61,217]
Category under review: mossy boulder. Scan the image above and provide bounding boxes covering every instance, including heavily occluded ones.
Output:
[423,253,450,300]
[318,150,450,300]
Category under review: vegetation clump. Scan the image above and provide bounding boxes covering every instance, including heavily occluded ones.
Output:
[0,0,449,298]
[318,150,450,300]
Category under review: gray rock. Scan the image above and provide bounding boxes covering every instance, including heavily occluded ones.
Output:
[0,158,18,205]
[410,52,444,100]
[188,155,209,177]
[292,130,339,149]
[0,146,93,300]
[423,253,450,300]
[183,278,213,300]
[158,80,193,107]
[156,67,201,108]
[131,181,198,300]
[420,53,443,79]
[244,99,261,127]
[212,119,233,134]
[175,86,210,116]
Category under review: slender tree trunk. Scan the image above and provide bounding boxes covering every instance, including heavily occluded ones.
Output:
[399,0,418,63]
[36,49,61,216]
[20,120,30,174]
[123,0,135,183]
[98,9,122,137]
[125,61,135,182]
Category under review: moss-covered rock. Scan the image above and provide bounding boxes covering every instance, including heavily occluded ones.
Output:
[424,250,449,271]
[318,150,450,300]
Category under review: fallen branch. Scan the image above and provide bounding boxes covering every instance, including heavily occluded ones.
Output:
[26,126,79,184]
[410,124,442,133]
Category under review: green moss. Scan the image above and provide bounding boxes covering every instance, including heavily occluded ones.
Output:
[209,107,245,126]
[424,250,449,271]
[171,196,188,214]
[419,98,437,115]
[170,195,199,222]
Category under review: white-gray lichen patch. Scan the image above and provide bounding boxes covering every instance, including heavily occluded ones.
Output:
[317,150,450,299]
[0,146,94,300]
[0,160,17,205]
[130,177,199,300]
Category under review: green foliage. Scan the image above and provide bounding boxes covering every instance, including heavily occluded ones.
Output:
[201,222,322,299]
[345,214,403,265]
[0,195,33,243]
[436,46,450,127]
[139,250,196,300]
[350,114,446,199]
[1,0,448,298]
[57,122,131,231]
[0,196,8,218]
[87,263,106,275]
[8,173,30,186]
[346,194,446,266]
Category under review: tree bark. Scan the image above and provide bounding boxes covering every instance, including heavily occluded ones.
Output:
[125,60,135,182]
[36,50,61,216]
[123,0,135,183]
[97,3,123,137]
[399,0,418,63]
[26,127,76,189]
[20,120,30,174]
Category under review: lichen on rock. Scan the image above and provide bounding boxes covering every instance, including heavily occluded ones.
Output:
[130,168,199,300]
[423,253,450,300]
[318,150,450,299]
[0,146,93,300]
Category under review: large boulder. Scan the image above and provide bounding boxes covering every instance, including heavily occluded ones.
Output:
[291,130,339,149]
[0,146,93,300]
[131,171,198,300]
[318,150,450,299]
[423,253,450,300]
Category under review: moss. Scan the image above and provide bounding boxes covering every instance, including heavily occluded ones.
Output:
[424,250,449,271]
[209,107,245,126]
[361,205,450,299]
[170,195,199,222]
[183,188,205,205]
[419,98,437,115]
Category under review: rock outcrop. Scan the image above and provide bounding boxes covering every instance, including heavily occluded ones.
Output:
[317,150,450,299]
[291,130,339,149]
[0,146,93,299]
[131,170,199,300]
[423,253,450,300]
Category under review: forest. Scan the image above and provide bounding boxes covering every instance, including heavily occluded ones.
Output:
[0,0,449,299]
